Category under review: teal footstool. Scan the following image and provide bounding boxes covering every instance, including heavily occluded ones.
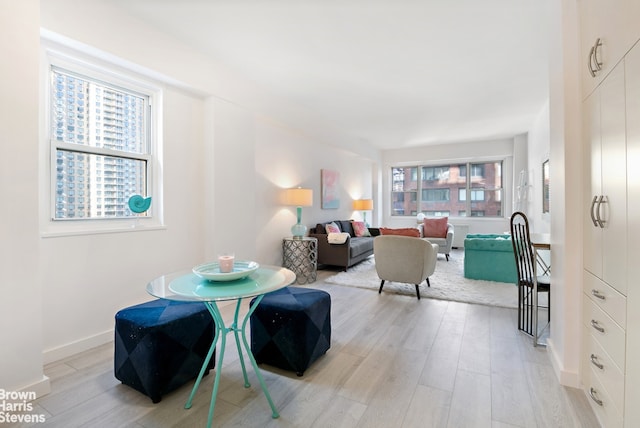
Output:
[463,234,517,283]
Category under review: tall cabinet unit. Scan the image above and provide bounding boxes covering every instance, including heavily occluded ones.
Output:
[624,45,640,428]
[582,58,627,428]
[579,2,640,424]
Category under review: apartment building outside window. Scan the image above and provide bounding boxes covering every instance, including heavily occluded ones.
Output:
[50,66,152,220]
[391,161,503,217]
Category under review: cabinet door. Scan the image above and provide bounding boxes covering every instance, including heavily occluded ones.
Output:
[579,0,638,98]
[599,63,627,295]
[583,89,602,277]
[624,42,640,428]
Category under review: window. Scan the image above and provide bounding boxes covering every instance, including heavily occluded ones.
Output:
[391,161,503,217]
[458,188,485,201]
[391,167,418,215]
[49,66,152,220]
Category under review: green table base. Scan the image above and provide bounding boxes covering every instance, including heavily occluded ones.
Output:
[185,296,279,427]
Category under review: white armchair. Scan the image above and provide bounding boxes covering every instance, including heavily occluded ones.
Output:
[373,235,439,300]
[419,222,455,261]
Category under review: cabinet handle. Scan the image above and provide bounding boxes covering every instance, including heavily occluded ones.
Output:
[591,289,606,300]
[591,319,605,333]
[593,38,603,71]
[588,38,604,77]
[588,45,597,77]
[595,195,605,228]
[589,387,604,406]
[590,354,604,370]
[589,195,599,227]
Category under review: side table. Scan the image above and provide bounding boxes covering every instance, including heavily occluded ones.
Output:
[283,237,317,284]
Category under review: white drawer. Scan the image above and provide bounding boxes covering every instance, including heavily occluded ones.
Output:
[584,364,624,428]
[583,295,626,370]
[584,270,627,328]
[583,327,625,415]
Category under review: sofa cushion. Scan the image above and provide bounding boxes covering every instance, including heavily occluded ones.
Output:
[352,221,371,237]
[423,217,448,238]
[337,220,355,236]
[380,227,421,237]
[325,222,341,233]
[350,237,375,257]
[464,234,513,252]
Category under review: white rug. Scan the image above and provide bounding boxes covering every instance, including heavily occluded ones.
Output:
[324,249,518,308]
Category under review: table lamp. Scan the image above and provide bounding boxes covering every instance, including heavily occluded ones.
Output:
[353,199,373,225]
[285,187,313,238]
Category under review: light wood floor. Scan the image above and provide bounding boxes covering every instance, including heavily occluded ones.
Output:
[15,268,599,428]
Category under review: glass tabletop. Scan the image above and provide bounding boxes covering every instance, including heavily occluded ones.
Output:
[147,265,296,302]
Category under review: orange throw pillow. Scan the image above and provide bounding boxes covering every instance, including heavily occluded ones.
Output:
[379,227,421,237]
[423,217,448,238]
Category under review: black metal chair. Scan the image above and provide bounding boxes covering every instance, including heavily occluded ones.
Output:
[510,211,550,346]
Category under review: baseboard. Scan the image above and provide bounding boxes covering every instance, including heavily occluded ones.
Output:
[16,375,51,399]
[43,329,114,365]
[547,338,580,388]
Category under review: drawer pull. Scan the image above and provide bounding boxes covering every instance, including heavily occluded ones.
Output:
[591,319,605,333]
[590,354,604,370]
[591,289,606,300]
[589,387,604,406]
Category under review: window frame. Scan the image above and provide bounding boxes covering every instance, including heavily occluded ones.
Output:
[390,160,505,218]
[41,37,164,236]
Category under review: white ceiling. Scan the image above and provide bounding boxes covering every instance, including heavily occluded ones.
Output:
[113,0,551,149]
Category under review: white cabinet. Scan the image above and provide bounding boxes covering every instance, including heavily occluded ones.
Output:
[581,42,634,428]
[583,61,627,296]
[579,0,640,98]
[623,43,640,428]
[580,4,640,426]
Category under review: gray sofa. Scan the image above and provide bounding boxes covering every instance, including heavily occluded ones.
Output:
[309,220,380,271]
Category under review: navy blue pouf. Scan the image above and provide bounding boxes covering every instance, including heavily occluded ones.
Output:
[114,299,215,403]
[250,287,331,376]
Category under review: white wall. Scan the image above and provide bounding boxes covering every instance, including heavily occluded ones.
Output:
[40,88,207,361]
[0,0,381,394]
[527,102,552,233]
[546,0,582,387]
[0,0,49,396]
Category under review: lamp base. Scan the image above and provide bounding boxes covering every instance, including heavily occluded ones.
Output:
[291,223,307,239]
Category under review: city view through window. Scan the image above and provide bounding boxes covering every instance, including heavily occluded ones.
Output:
[391,161,503,217]
[51,67,150,220]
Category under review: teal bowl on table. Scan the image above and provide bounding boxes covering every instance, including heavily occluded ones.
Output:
[192,261,260,282]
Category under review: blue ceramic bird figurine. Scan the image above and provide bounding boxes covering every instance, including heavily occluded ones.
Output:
[128,195,152,213]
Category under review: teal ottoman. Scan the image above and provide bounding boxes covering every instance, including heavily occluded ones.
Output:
[463,234,517,284]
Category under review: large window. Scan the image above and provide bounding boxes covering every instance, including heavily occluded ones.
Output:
[49,66,152,220]
[391,161,503,217]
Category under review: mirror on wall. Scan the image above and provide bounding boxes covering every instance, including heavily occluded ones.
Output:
[542,159,549,213]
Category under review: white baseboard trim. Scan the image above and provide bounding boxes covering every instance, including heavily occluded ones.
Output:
[43,329,114,365]
[547,338,580,388]
[16,375,51,399]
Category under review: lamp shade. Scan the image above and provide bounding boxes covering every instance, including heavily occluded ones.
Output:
[285,187,313,207]
[353,199,373,211]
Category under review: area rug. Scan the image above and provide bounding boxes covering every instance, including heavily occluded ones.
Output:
[324,249,518,308]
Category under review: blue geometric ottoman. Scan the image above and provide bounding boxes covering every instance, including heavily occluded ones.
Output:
[250,287,331,376]
[114,299,215,403]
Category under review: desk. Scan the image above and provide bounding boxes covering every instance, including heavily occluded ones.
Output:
[147,265,295,427]
[531,233,551,275]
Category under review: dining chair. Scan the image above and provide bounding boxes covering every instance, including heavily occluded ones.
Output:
[510,211,550,346]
